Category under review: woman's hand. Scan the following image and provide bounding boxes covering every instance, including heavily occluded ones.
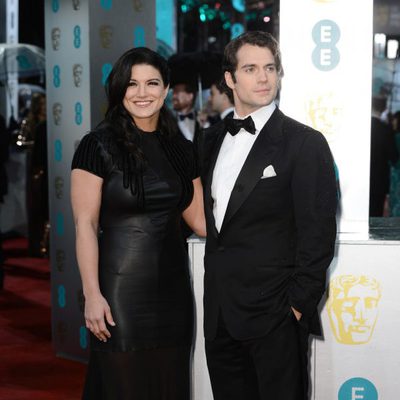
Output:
[84,293,116,342]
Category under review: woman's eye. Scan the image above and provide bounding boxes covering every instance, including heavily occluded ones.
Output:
[148,81,160,86]
[127,81,137,87]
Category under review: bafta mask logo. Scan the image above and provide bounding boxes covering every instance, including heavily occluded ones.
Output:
[305,92,343,140]
[133,0,143,11]
[56,249,65,272]
[51,27,61,51]
[56,321,68,344]
[99,25,113,49]
[327,275,382,345]
[77,289,85,313]
[54,176,64,199]
[52,103,62,126]
[72,0,80,10]
[73,64,83,87]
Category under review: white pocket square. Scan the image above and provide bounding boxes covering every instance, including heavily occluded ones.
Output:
[261,165,277,179]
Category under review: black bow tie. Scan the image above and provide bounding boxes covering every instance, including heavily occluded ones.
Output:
[178,112,194,121]
[225,116,256,136]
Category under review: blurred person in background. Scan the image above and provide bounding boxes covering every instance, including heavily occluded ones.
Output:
[389,111,400,216]
[0,113,11,288]
[198,79,234,129]
[171,82,201,145]
[370,96,399,217]
[22,92,49,256]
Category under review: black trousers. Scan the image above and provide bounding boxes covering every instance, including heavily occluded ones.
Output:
[205,312,309,400]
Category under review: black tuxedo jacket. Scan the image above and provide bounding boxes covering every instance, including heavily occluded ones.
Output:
[201,108,337,340]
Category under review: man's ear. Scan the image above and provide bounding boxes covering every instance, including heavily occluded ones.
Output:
[224,71,235,90]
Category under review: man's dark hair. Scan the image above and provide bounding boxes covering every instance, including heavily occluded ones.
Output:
[372,96,387,114]
[221,31,284,98]
[173,82,197,106]
[214,79,234,104]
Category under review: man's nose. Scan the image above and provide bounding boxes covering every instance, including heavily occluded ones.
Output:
[258,69,269,82]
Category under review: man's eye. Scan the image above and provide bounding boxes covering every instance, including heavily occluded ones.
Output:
[266,66,276,72]
[245,67,254,73]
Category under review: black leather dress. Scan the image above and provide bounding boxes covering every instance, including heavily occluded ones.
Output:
[71,128,196,399]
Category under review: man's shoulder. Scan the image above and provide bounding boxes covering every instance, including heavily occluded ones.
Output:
[280,112,328,146]
[202,119,225,143]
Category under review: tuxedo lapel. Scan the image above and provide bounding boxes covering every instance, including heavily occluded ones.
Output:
[220,108,285,233]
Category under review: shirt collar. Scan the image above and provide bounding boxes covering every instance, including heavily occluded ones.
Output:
[220,107,234,120]
[233,102,276,133]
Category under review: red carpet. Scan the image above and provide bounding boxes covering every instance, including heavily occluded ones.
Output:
[0,238,86,400]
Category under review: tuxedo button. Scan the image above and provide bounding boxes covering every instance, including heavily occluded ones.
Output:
[217,246,225,252]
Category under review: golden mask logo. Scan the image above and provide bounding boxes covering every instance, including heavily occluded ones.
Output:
[73,64,83,87]
[56,321,68,343]
[51,27,61,51]
[54,176,64,199]
[327,275,382,345]
[305,92,342,140]
[77,289,85,313]
[55,249,65,272]
[99,25,113,49]
[72,0,80,10]
[133,0,143,12]
[52,103,62,126]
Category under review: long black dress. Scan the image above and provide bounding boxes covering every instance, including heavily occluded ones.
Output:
[71,127,196,400]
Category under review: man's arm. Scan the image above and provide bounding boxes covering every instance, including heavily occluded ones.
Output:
[288,131,338,319]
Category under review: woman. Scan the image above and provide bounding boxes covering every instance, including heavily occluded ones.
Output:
[71,47,205,399]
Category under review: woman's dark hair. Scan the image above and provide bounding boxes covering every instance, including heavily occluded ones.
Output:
[100,47,179,204]
[221,31,284,100]
[104,46,178,154]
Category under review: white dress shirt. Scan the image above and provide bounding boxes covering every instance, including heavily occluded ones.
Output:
[211,102,276,232]
[177,110,196,142]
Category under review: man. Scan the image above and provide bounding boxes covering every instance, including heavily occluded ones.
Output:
[171,82,200,143]
[369,96,398,216]
[198,81,235,129]
[201,31,337,399]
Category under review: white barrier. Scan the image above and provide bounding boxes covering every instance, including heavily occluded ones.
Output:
[189,234,400,400]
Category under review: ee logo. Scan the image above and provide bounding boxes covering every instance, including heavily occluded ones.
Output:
[75,102,83,125]
[339,378,378,400]
[53,65,61,88]
[52,0,59,12]
[73,25,81,49]
[54,139,62,162]
[79,326,88,349]
[56,212,64,236]
[133,26,145,47]
[57,285,66,308]
[101,63,113,86]
[312,19,340,71]
[100,0,112,10]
